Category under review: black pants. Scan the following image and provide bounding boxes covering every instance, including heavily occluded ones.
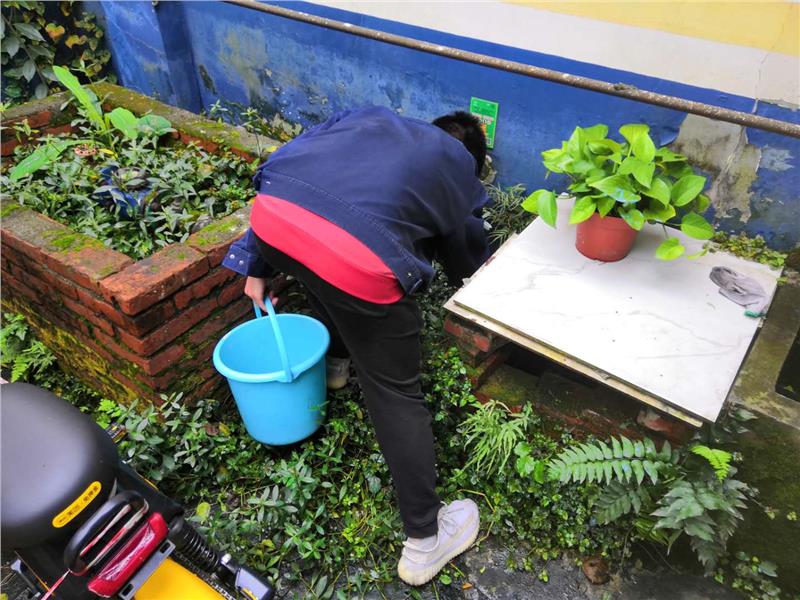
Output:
[256,240,441,537]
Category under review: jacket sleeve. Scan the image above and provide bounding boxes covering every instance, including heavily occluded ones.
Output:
[436,187,491,287]
[221,228,275,278]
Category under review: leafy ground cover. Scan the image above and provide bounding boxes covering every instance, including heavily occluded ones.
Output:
[1,80,254,259]
[1,267,792,598]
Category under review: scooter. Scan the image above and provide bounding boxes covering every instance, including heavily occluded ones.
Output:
[0,382,276,600]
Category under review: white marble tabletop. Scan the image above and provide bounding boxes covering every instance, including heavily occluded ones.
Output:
[452,204,781,422]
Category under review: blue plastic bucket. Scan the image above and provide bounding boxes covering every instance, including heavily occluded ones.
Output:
[213,300,330,445]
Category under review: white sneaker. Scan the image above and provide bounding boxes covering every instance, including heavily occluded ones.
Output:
[397,499,480,586]
[326,356,351,390]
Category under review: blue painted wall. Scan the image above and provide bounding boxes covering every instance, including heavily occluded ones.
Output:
[90,1,799,250]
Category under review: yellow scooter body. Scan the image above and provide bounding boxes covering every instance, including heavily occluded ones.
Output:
[134,558,222,600]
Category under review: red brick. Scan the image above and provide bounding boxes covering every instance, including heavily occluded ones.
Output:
[13,110,54,129]
[100,245,209,315]
[174,267,236,310]
[146,343,186,376]
[81,285,177,337]
[92,329,186,376]
[637,409,694,445]
[195,374,225,400]
[187,206,251,268]
[2,209,132,290]
[93,329,147,370]
[217,278,247,307]
[62,295,114,335]
[15,253,80,301]
[444,315,505,353]
[117,295,218,356]
[3,273,40,305]
[188,299,249,347]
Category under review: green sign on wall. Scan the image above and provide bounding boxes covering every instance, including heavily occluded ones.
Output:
[470,97,499,149]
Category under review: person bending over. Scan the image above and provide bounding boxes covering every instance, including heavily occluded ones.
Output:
[224,107,489,586]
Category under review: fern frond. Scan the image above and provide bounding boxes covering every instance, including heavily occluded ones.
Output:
[547,435,672,485]
[595,481,652,524]
[691,445,732,481]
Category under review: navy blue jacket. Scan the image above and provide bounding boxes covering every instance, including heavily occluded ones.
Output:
[223,106,490,294]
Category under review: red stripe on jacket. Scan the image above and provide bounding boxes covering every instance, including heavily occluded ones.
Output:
[251,194,404,304]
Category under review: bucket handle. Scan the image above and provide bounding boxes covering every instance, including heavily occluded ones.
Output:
[253,299,293,383]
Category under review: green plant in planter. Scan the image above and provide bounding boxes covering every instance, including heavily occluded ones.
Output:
[8,66,174,181]
[524,123,715,260]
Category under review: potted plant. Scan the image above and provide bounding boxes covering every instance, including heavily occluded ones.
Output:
[523,123,714,261]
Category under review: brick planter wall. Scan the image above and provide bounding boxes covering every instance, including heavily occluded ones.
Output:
[1,84,279,404]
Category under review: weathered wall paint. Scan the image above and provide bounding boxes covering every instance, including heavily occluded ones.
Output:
[90,1,800,250]
[326,1,799,104]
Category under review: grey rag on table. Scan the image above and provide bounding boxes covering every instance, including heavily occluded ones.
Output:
[709,266,768,317]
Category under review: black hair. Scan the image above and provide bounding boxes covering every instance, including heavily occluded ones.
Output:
[432,111,487,177]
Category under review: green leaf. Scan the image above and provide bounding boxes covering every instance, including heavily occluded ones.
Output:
[138,113,174,136]
[589,174,640,205]
[632,460,645,485]
[532,460,547,484]
[631,132,656,163]
[541,148,571,173]
[2,34,20,57]
[643,177,671,206]
[569,196,597,224]
[695,193,711,213]
[758,561,778,578]
[655,147,687,163]
[53,65,106,132]
[655,238,685,260]
[582,124,609,140]
[587,139,621,156]
[9,140,79,180]
[108,107,140,139]
[691,445,732,480]
[15,22,44,42]
[643,203,676,223]
[642,460,659,484]
[21,59,36,82]
[34,82,49,99]
[680,212,714,240]
[619,124,650,145]
[596,196,616,217]
[523,190,558,227]
[618,157,655,187]
[566,126,585,159]
[621,436,634,458]
[671,174,707,206]
[195,501,211,521]
[620,208,645,231]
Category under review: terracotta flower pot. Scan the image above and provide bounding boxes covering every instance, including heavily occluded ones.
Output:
[575,213,638,262]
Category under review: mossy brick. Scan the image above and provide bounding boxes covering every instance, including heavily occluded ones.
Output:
[116,294,218,356]
[0,198,24,219]
[88,82,279,158]
[93,328,186,376]
[187,206,252,267]
[1,207,132,289]
[174,266,236,310]
[100,244,209,315]
[476,364,540,412]
[61,295,114,336]
[465,346,512,388]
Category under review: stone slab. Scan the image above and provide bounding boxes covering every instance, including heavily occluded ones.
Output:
[452,206,781,423]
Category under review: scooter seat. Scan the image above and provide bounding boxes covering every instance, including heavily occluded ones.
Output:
[0,383,119,549]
